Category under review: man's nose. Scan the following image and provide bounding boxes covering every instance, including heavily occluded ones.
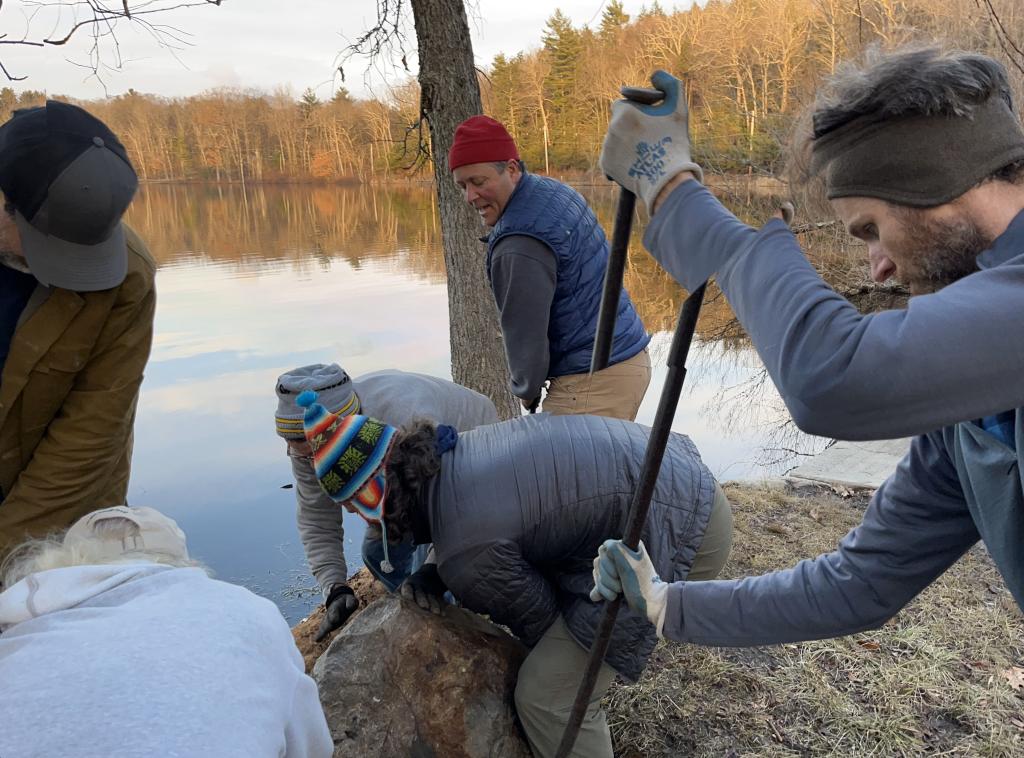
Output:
[868,246,897,283]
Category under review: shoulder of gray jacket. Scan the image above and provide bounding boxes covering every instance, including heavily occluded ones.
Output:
[353,370,499,429]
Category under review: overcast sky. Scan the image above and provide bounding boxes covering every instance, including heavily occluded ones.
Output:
[0,0,673,101]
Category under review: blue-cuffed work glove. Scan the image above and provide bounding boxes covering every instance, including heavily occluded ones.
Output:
[590,539,669,637]
[599,70,703,213]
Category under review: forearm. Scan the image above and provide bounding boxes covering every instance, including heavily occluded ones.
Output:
[647,182,1024,438]
[291,455,348,596]
[0,296,153,547]
[490,239,556,402]
[661,435,977,645]
[665,556,906,646]
[505,343,549,402]
[0,399,136,550]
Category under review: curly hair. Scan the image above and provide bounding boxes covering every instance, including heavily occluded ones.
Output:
[380,418,441,543]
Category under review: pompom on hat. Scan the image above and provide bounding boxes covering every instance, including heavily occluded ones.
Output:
[448,115,520,171]
[298,390,398,573]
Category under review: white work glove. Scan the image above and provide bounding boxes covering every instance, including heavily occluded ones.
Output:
[599,70,703,213]
[590,538,668,637]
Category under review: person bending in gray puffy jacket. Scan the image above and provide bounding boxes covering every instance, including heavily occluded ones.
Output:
[295,393,733,758]
[592,47,1024,646]
[274,363,498,641]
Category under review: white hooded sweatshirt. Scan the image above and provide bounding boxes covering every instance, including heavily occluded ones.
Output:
[0,563,332,758]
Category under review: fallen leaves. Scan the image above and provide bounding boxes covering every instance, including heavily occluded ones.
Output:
[1001,666,1024,692]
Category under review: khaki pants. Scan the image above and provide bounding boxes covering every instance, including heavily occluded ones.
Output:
[541,348,652,421]
[514,484,733,757]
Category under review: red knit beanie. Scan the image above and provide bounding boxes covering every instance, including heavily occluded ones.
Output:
[448,115,520,170]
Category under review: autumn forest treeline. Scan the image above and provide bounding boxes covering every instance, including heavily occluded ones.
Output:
[5,0,1022,183]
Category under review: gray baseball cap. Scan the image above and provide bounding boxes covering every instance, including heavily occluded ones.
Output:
[0,100,138,291]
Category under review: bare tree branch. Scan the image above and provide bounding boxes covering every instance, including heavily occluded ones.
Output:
[0,0,222,82]
[335,0,411,86]
[974,0,1024,76]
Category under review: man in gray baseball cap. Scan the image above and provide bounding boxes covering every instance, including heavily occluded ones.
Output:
[0,100,157,557]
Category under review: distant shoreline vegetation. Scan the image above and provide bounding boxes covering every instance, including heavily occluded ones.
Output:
[131,172,787,196]
[3,0,1017,184]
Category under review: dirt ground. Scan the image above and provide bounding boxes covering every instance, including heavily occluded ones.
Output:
[606,482,1024,757]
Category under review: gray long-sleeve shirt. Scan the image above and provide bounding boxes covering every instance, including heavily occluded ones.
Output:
[290,370,498,597]
[648,182,1024,646]
[489,235,557,402]
[645,181,1024,440]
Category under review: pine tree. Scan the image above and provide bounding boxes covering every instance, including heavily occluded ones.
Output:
[541,10,585,169]
[599,0,630,39]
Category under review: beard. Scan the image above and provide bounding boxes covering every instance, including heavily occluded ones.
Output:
[896,211,991,295]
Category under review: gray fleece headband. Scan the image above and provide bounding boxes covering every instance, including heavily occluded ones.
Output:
[810,95,1024,207]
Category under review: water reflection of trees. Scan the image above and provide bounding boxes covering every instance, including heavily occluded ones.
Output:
[129,181,896,328]
[126,184,449,281]
[128,181,903,474]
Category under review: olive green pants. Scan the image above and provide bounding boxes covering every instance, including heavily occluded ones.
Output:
[514,484,733,757]
[541,348,651,421]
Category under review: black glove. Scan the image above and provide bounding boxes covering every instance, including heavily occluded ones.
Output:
[399,563,447,615]
[315,584,358,642]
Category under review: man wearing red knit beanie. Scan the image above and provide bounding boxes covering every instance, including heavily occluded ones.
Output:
[449,115,651,420]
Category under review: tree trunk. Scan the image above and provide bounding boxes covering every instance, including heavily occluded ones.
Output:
[410,0,518,419]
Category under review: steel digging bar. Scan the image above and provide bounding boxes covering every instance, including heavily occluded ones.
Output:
[589,85,664,374]
[555,281,707,758]
[556,83,707,757]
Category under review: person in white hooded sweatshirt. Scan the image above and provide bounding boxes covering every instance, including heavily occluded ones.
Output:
[0,505,333,758]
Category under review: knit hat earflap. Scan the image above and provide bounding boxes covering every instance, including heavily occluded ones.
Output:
[297,390,398,573]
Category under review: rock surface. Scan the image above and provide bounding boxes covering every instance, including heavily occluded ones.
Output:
[313,595,532,758]
[292,568,386,673]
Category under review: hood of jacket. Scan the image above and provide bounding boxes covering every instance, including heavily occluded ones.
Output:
[0,562,171,631]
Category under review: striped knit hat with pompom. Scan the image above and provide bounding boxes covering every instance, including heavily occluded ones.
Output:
[297,390,398,573]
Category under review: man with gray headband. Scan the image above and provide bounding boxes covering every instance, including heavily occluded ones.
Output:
[0,101,155,558]
[275,363,498,640]
[592,47,1024,645]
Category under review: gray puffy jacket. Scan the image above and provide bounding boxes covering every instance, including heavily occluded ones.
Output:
[426,413,715,682]
[291,370,499,596]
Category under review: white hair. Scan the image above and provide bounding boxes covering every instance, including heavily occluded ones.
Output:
[1,517,204,589]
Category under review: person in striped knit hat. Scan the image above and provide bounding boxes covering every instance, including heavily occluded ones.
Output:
[275,362,498,641]
[297,393,401,574]
[297,390,732,758]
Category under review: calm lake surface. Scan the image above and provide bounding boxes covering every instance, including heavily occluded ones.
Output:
[123,182,840,623]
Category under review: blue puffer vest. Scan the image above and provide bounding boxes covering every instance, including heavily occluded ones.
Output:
[486,172,649,376]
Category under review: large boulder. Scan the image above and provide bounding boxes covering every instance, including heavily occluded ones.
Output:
[292,568,387,673]
[313,595,532,758]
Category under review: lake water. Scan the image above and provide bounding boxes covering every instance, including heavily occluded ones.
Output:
[123,182,842,623]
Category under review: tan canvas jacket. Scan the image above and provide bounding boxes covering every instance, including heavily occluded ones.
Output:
[0,225,156,556]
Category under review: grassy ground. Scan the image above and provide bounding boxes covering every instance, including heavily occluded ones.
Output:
[606,482,1024,757]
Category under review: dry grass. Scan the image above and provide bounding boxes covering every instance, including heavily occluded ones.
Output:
[607,482,1024,757]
